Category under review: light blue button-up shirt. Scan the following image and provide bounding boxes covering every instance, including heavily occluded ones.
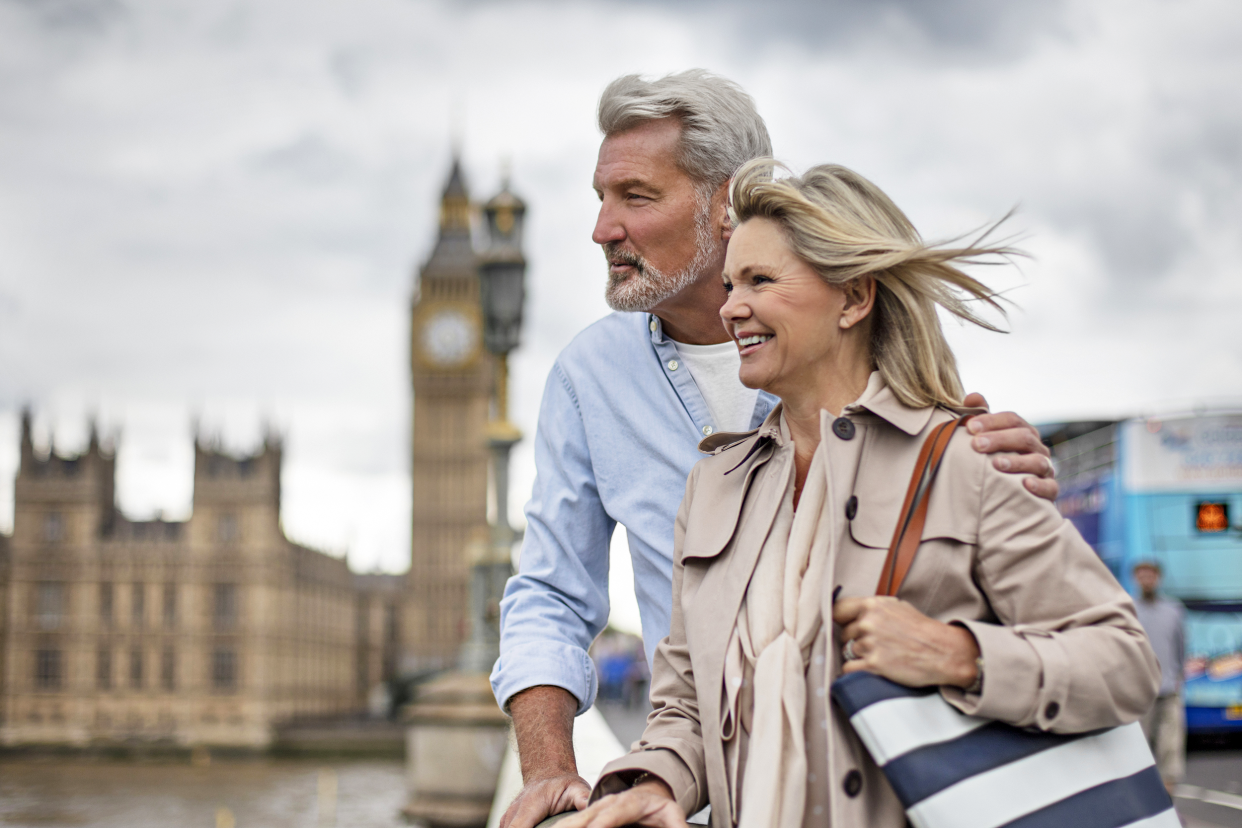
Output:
[491,311,777,714]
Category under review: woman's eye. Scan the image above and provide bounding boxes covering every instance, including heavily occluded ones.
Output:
[752,274,771,285]
[722,282,733,293]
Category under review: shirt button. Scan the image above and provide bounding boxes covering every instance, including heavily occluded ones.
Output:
[649,317,657,332]
[845,495,858,520]
[1045,701,1060,720]
[843,769,863,797]
[702,425,714,436]
[668,360,679,371]
[832,417,855,440]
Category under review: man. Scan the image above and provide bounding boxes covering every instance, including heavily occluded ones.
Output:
[1133,561,1186,792]
[491,70,1059,828]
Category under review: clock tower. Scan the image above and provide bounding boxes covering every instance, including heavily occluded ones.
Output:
[404,159,492,669]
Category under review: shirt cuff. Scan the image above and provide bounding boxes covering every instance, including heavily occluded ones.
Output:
[490,639,598,715]
[592,749,701,818]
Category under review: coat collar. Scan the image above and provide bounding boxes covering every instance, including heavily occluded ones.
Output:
[699,371,952,452]
[842,371,937,436]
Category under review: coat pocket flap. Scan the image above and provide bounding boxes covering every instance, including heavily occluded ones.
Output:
[848,504,977,549]
[848,438,978,549]
[681,450,786,561]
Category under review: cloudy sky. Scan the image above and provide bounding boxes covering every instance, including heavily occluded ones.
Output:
[2,0,1240,633]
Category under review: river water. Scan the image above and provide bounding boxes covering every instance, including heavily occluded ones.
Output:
[0,758,407,828]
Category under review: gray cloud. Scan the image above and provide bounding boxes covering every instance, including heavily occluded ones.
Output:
[1,0,1239,588]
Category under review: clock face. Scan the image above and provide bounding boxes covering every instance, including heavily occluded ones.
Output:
[421,309,478,367]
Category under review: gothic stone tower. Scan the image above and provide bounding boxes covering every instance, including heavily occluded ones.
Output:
[403,160,492,670]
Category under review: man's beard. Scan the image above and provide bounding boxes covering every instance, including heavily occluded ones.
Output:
[604,198,720,313]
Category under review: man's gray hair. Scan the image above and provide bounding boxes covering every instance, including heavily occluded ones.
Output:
[598,70,772,194]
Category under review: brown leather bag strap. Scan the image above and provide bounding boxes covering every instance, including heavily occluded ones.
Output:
[875,415,974,597]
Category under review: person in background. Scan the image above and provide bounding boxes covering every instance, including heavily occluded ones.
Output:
[492,70,1061,828]
[1133,561,1186,792]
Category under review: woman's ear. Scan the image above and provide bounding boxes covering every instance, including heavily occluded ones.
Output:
[840,276,876,329]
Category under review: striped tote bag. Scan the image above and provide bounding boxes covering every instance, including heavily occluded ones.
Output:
[831,416,1177,828]
[830,672,1178,828]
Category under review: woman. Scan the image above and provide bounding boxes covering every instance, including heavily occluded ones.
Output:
[559,161,1159,828]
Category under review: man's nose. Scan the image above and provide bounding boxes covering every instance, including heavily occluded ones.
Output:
[592,201,625,246]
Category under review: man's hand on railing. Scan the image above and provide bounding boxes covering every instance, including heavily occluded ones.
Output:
[501,686,591,828]
[501,773,592,828]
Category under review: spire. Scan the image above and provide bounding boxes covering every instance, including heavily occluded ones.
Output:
[20,406,33,470]
[88,416,100,454]
[439,155,471,234]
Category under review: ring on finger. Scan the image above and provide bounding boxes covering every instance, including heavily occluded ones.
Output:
[842,639,859,661]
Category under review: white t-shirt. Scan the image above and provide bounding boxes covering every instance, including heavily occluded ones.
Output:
[671,339,760,434]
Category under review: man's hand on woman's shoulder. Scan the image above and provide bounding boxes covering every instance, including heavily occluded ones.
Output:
[961,393,1059,502]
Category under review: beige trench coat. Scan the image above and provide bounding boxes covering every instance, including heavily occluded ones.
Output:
[593,378,1160,828]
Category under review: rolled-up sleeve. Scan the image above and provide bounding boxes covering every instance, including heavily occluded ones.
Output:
[491,362,614,715]
[942,458,1160,733]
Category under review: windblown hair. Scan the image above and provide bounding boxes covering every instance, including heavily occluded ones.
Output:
[598,70,772,198]
[729,159,1019,409]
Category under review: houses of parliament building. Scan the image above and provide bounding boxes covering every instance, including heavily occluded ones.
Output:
[0,159,521,748]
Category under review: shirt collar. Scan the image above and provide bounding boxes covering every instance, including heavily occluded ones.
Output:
[648,314,665,344]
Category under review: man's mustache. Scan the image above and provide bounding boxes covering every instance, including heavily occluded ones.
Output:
[604,244,645,275]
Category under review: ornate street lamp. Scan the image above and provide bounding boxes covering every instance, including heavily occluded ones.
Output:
[460,174,527,674]
[403,168,529,828]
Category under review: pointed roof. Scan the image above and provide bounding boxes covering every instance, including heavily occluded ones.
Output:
[443,157,468,200]
[438,155,472,235]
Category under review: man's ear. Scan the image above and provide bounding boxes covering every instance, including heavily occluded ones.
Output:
[712,181,733,241]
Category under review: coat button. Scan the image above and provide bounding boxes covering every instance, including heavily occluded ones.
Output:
[845,495,858,520]
[843,769,863,798]
[1044,701,1060,720]
[668,360,679,371]
[832,417,855,440]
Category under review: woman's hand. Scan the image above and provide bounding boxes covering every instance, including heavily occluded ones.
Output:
[555,778,688,828]
[833,596,980,689]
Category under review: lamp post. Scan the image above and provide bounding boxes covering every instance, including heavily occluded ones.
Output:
[403,171,528,828]
[460,177,526,673]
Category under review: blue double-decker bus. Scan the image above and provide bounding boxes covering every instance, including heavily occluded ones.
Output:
[1042,411,1242,733]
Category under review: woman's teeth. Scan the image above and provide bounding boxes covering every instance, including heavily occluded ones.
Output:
[738,334,772,347]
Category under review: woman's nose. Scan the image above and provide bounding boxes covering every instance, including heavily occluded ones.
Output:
[720,290,749,325]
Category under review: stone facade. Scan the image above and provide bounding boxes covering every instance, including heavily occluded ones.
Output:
[354,572,402,711]
[0,412,389,749]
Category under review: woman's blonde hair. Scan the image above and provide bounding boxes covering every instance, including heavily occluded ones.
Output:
[729,159,1019,409]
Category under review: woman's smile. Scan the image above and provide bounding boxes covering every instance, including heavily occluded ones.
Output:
[735,332,772,356]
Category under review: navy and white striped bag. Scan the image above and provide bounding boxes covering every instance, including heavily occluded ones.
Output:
[831,672,1178,828]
